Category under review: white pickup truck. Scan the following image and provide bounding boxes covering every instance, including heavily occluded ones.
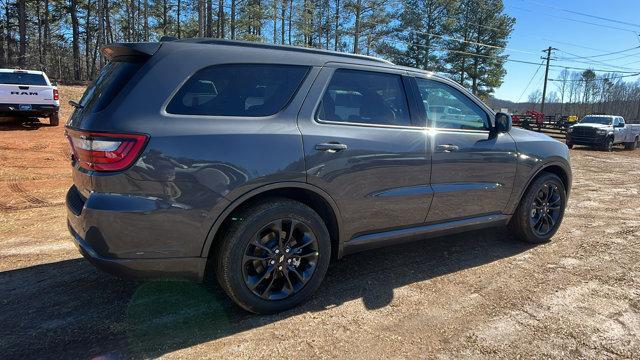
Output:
[566,115,640,151]
[0,69,60,125]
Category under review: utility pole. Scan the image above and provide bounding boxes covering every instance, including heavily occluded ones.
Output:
[540,46,557,114]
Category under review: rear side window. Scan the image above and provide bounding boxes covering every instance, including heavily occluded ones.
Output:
[166,64,310,117]
[0,73,48,85]
[317,69,412,127]
[78,61,143,113]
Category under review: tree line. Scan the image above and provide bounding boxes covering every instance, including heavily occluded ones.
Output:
[1,0,514,97]
[513,69,640,121]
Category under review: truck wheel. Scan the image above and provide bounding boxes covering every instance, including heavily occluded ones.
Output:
[215,198,331,314]
[509,172,567,244]
[603,137,613,152]
[626,137,639,150]
[49,112,60,126]
[566,141,574,149]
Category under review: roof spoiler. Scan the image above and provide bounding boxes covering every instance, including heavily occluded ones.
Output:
[101,43,162,61]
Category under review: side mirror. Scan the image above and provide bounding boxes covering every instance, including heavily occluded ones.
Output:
[494,112,512,133]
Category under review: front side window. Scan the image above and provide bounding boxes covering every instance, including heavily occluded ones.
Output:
[416,78,488,130]
[167,64,310,116]
[317,69,412,127]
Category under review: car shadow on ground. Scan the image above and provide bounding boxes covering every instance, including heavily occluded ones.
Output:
[0,118,52,130]
[0,227,533,359]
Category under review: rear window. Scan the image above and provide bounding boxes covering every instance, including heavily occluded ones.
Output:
[0,72,48,85]
[77,61,143,113]
[166,64,310,117]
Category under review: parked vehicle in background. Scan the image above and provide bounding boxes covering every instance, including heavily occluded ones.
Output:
[0,69,60,125]
[566,115,640,151]
[65,39,572,314]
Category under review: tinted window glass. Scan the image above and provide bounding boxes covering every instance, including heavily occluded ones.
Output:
[0,73,48,85]
[579,116,612,125]
[416,78,488,130]
[77,61,143,113]
[167,64,310,116]
[317,69,412,127]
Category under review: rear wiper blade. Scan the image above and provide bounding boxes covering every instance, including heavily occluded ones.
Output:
[69,100,83,109]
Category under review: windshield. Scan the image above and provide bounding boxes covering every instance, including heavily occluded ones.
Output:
[579,116,612,125]
[0,72,48,86]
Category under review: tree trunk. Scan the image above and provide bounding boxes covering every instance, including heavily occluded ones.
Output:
[334,0,339,50]
[17,0,26,67]
[288,0,292,44]
[206,0,213,37]
[85,0,91,79]
[177,0,181,38]
[272,0,277,43]
[230,0,236,39]
[5,2,12,66]
[42,0,50,71]
[70,0,81,80]
[218,0,225,38]
[280,0,286,44]
[198,0,206,37]
[143,0,149,40]
[352,0,361,54]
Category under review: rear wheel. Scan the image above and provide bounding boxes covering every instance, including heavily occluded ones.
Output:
[624,137,638,150]
[215,198,331,313]
[49,112,59,126]
[509,172,566,244]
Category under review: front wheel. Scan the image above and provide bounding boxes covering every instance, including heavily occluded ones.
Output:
[603,137,613,152]
[566,141,574,149]
[215,198,331,313]
[509,172,567,244]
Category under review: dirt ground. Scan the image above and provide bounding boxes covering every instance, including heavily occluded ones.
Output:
[1,87,639,359]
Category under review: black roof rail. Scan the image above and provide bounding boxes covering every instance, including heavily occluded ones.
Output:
[178,38,394,65]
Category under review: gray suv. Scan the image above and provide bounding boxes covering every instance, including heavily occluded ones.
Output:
[66,39,571,313]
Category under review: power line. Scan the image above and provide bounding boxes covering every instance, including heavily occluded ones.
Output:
[556,46,640,61]
[517,60,545,102]
[511,5,640,36]
[438,47,640,74]
[522,0,640,29]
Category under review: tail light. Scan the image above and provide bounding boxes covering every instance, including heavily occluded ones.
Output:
[65,129,148,172]
[53,89,59,101]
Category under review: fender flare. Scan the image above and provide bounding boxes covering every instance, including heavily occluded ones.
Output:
[508,158,572,214]
[199,182,344,258]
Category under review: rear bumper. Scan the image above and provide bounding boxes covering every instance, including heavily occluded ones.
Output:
[67,222,206,281]
[0,103,59,117]
[66,186,207,281]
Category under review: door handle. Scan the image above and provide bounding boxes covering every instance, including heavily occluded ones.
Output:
[315,142,348,152]
[436,144,460,152]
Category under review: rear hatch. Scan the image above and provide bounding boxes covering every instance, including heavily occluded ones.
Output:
[66,43,160,199]
[0,71,55,105]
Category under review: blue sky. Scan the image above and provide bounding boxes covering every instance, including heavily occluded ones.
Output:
[493,0,640,101]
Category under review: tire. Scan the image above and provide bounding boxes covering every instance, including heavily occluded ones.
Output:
[566,141,574,149]
[49,112,59,126]
[625,137,639,150]
[215,198,331,314]
[509,172,567,244]
[603,137,613,152]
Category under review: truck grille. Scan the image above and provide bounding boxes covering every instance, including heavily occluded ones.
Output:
[571,127,597,138]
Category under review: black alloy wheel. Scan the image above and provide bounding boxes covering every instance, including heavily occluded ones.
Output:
[529,182,562,237]
[242,218,319,300]
[509,172,566,244]
[215,198,331,314]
